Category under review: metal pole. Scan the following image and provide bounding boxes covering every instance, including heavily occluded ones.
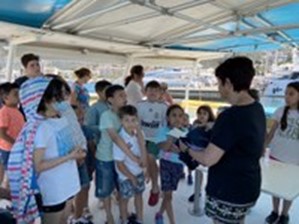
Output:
[188,169,204,216]
[6,43,16,82]
[122,56,134,85]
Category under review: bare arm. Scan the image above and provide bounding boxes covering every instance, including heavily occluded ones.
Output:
[107,128,140,163]
[70,90,78,106]
[265,120,279,147]
[34,148,86,174]
[136,128,147,167]
[179,141,224,167]
[0,127,15,145]
[116,161,136,181]
[157,136,179,152]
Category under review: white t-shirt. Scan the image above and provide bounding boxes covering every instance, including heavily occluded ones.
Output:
[34,118,80,206]
[270,106,299,165]
[125,80,143,107]
[137,100,168,142]
[113,128,143,181]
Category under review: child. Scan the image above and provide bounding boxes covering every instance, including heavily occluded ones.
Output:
[265,81,299,224]
[137,80,167,206]
[71,105,96,224]
[186,105,215,202]
[192,105,215,128]
[0,83,25,185]
[113,105,146,224]
[96,85,145,224]
[84,80,112,144]
[8,77,85,224]
[154,104,185,224]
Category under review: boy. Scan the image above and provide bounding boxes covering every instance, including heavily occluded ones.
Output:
[113,105,146,224]
[0,83,25,184]
[14,53,42,87]
[95,85,146,224]
[137,80,167,206]
[70,105,95,224]
[84,80,112,144]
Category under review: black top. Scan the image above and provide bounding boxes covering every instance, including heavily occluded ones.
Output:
[14,76,29,88]
[206,101,266,204]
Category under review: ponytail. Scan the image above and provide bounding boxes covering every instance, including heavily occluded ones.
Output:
[124,75,132,87]
[280,106,290,131]
[124,65,144,87]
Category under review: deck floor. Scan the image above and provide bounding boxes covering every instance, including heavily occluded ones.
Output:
[1,171,299,224]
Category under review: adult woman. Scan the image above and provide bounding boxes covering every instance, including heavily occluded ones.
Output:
[125,65,144,106]
[180,57,266,224]
[70,68,91,111]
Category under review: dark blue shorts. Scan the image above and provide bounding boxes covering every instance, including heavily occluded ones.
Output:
[78,162,90,188]
[95,160,118,199]
[160,159,183,192]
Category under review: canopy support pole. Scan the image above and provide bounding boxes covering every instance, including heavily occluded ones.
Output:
[122,55,134,85]
[6,43,16,82]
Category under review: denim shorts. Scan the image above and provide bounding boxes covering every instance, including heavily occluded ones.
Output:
[0,149,10,169]
[118,172,145,199]
[160,159,183,192]
[95,160,117,199]
[78,162,90,188]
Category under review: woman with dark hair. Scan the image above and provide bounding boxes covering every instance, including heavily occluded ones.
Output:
[125,65,145,106]
[70,68,91,111]
[180,57,266,224]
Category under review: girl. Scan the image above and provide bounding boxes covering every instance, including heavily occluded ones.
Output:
[265,81,299,224]
[8,77,85,224]
[192,105,215,129]
[188,105,215,202]
[70,67,91,111]
[154,104,185,224]
[125,65,145,107]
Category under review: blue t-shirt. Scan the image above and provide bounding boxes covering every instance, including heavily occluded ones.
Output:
[207,101,266,204]
[84,101,109,143]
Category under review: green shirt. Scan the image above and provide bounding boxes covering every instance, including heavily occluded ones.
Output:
[96,109,121,161]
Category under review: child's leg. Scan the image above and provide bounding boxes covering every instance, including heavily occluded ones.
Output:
[160,191,175,224]
[148,154,159,193]
[119,197,129,223]
[272,196,281,213]
[103,197,114,224]
[281,200,292,216]
[43,211,64,224]
[74,186,89,219]
[60,200,73,224]
[135,193,143,222]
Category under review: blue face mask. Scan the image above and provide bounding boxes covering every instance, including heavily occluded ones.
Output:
[52,101,71,113]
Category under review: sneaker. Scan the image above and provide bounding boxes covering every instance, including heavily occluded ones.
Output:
[148,191,159,206]
[155,213,164,224]
[69,217,93,224]
[188,194,195,202]
[277,215,289,224]
[83,207,93,220]
[128,213,137,222]
[187,174,193,185]
[265,211,279,224]
[188,192,201,202]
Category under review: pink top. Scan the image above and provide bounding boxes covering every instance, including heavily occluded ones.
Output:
[0,105,25,151]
